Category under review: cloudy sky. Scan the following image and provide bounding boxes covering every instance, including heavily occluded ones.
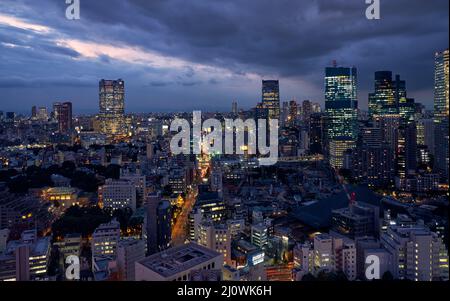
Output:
[0,0,448,114]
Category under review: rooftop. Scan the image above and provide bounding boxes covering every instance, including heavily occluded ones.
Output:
[137,243,221,278]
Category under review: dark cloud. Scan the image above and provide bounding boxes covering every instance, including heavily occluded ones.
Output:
[0,0,448,113]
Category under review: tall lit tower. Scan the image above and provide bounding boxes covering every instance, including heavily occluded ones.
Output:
[53,102,73,134]
[99,79,125,137]
[434,49,449,180]
[262,80,280,120]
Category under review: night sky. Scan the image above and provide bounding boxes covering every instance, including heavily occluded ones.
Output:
[0,0,448,114]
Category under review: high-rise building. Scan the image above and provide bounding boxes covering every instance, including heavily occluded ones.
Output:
[397,122,417,178]
[145,192,171,255]
[381,223,449,281]
[232,100,238,115]
[369,71,396,117]
[261,80,280,120]
[198,222,231,265]
[99,79,126,137]
[325,65,358,142]
[53,102,73,134]
[416,119,435,152]
[117,239,146,281]
[329,138,355,169]
[309,113,324,154]
[433,49,449,180]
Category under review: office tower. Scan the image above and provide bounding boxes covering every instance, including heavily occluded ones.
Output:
[375,114,401,155]
[416,119,435,152]
[0,230,50,281]
[325,65,358,163]
[398,96,416,124]
[261,80,280,120]
[381,223,449,281]
[251,224,268,249]
[31,106,37,119]
[157,200,172,251]
[117,239,146,281]
[369,71,396,117]
[145,192,171,255]
[92,220,120,261]
[309,113,324,154]
[135,243,223,281]
[53,102,73,134]
[198,222,231,265]
[37,107,48,121]
[232,100,238,115]
[329,138,355,169]
[99,79,126,137]
[99,179,137,212]
[397,122,417,178]
[288,100,298,126]
[434,49,449,180]
[281,101,289,126]
[301,100,312,123]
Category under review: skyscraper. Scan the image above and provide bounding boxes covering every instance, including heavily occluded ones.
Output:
[433,49,449,181]
[53,102,73,134]
[99,79,126,137]
[369,71,396,117]
[262,80,280,120]
[325,65,358,163]
[145,192,171,255]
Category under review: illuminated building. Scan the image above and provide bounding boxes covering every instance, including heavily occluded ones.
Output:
[369,71,397,117]
[0,230,50,281]
[434,49,449,180]
[251,224,268,249]
[99,179,137,212]
[416,119,435,151]
[135,243,223,281]
[329,138,355,169]
[92,220,120,262]
[53,102,72,134]
[312,233,357,280]
[198,222,231,265]
[381,222,449,281]
[42,187,79,209]
[324,65,358,142]
[99,79,126,137]
[261,80,280,120]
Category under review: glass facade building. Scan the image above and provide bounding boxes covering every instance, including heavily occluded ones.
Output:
[324,66,358,162]
[262,80,280,120]
[99,79,126,137]
[434,49,449,180]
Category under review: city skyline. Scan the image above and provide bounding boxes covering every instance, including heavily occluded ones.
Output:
[0,0,449,114]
